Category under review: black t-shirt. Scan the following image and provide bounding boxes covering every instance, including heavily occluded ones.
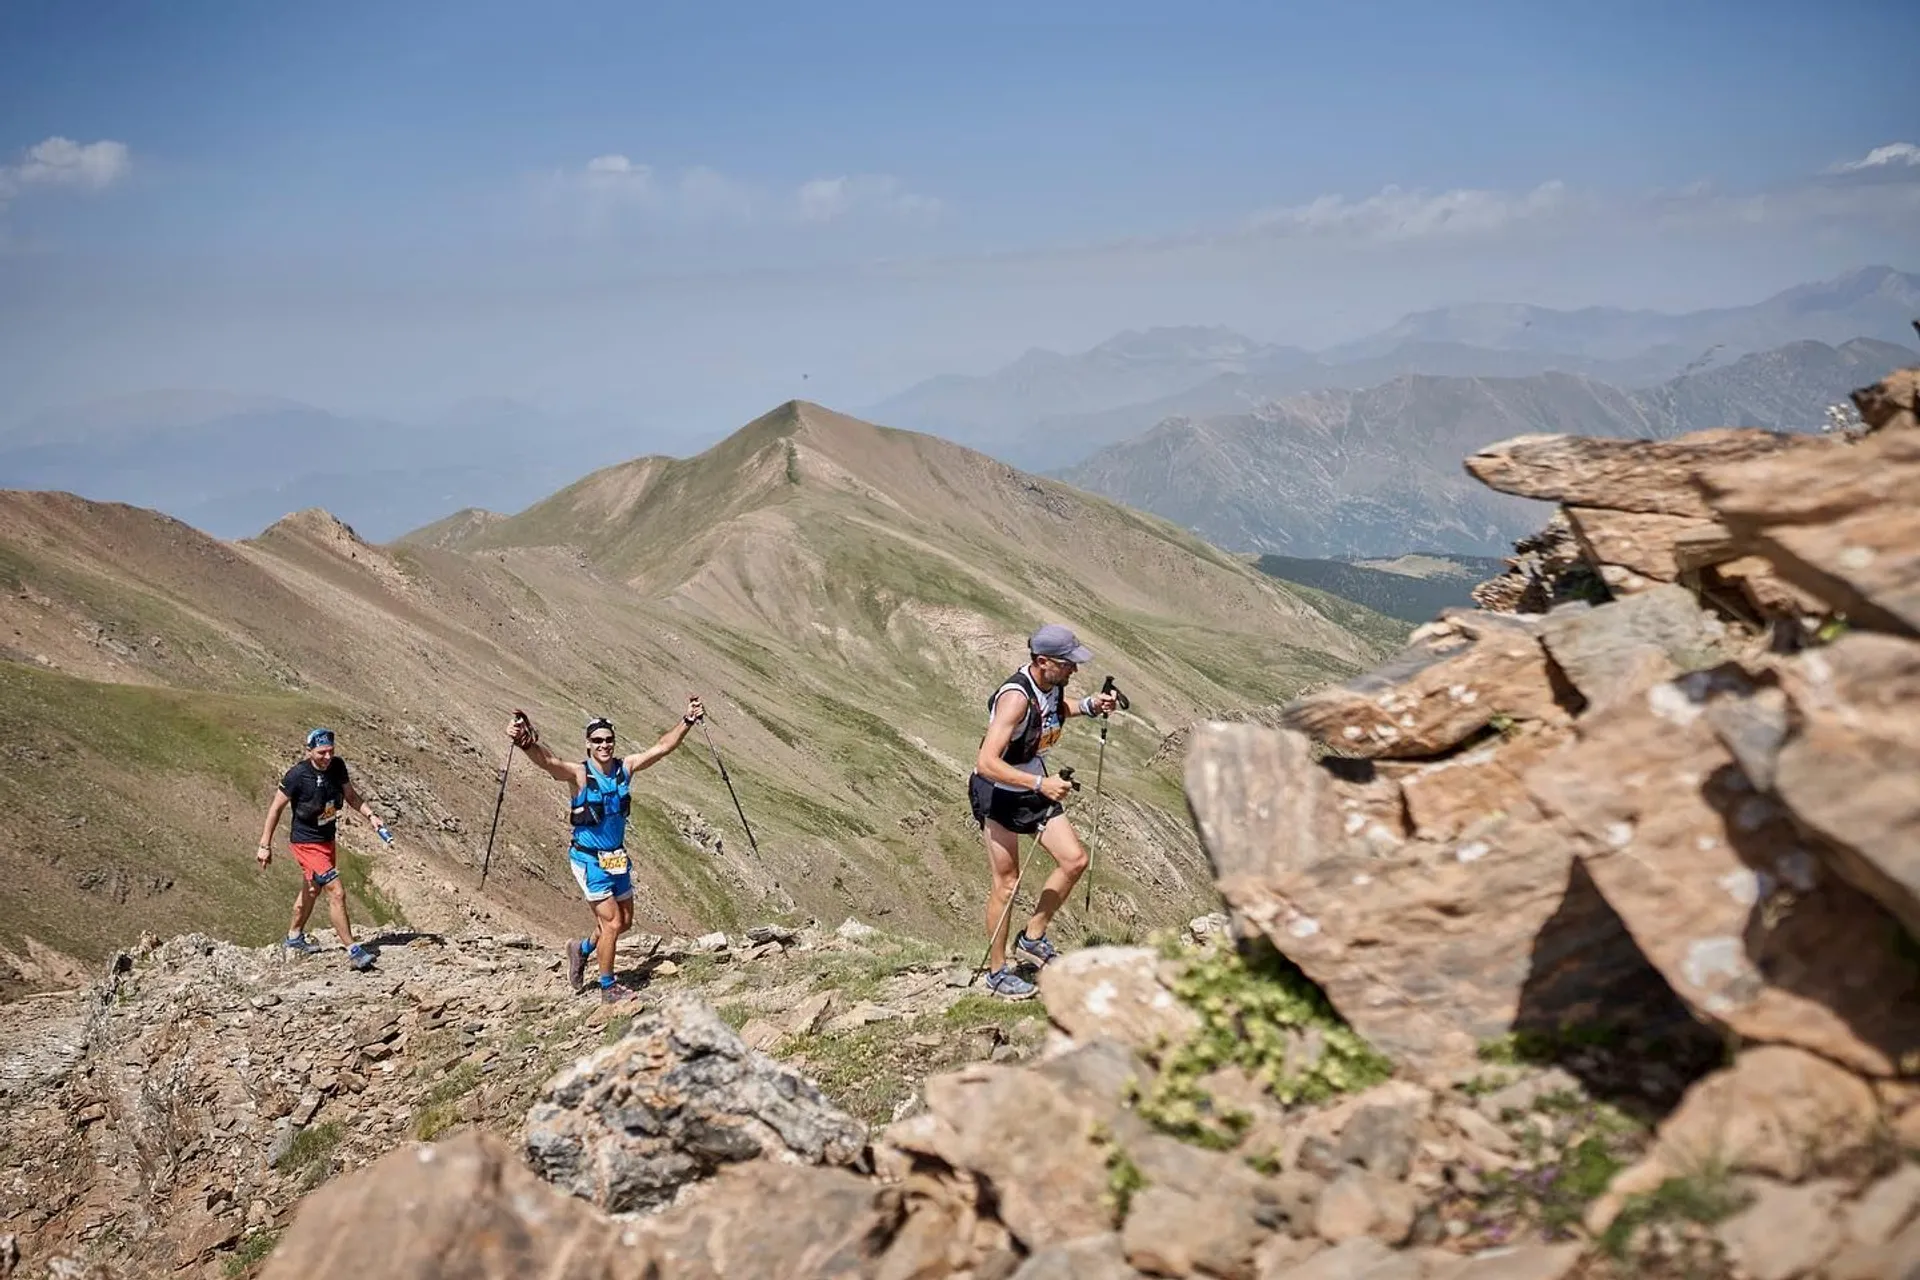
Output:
[280,758,351,844]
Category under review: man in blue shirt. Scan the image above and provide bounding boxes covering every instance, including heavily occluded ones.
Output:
[509,697,704,1003]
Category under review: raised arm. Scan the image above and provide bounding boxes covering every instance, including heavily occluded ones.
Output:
[626,695,704,773]
[508,714,586,789]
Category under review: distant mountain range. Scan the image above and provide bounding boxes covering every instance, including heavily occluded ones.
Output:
[0,393,671,541]
[5,265,1914,547]
[1056,336,1918,558]
[865,266,1920,471]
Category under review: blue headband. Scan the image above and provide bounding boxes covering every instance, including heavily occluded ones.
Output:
[305,728,335,748]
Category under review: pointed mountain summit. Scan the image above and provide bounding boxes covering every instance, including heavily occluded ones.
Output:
[452,399,1382,684]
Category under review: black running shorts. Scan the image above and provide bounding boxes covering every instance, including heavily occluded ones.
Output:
[968,772,1063,836]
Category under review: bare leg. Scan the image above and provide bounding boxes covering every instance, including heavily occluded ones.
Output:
[288,881,319,937]
[982,820,1022,971]
[591,896,622,980]
[1026,815,1089,941]
[323,879,356,947]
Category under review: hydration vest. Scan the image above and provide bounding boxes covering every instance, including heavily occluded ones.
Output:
[986,668,1060,767]
[569,759,632,851]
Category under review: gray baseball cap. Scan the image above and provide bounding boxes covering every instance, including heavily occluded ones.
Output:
[1029,623,1093,664]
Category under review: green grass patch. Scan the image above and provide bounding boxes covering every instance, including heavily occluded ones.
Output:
[422,1062,482,1108]
[338,850,406,929]
[715,1001,754,1030]
[625,800,743,933]
[1601,1164,1750,1258]
[412,1102,461,1141]
[1105,1143,1147,1224]
[1476,1023,1624,1067]
[782,1024,919,1127]
[222,1230,282,1277]
[942,993,1050,1033]
[1483,1134,1626,1239]
[0,661,321,792]
[800,935,954,1002]
[1133,937,1391,1148]
[272,1120,344,1186]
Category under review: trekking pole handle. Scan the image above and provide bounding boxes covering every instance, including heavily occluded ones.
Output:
[1099,675,1131,713]
[1058,766,1081,792]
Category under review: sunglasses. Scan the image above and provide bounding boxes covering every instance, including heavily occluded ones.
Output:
[588,735,616,745]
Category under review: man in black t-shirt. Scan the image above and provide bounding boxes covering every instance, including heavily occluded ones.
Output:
[255,727,392,970]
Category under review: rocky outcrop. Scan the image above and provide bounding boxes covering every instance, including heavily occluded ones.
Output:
[522,994,868,1213]
[258,1130,640,1280]
[1278,612,1574,759]
[1187,363,1920,1280]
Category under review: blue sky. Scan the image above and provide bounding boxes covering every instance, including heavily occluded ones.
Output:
[1,0,1916,434]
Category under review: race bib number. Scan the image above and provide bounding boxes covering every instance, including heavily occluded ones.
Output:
[1037,720,1063,753]
[595,847,630,875]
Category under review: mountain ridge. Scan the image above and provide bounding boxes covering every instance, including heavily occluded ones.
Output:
[863,266,1920,468]
[0,401,1403,995]
[1057,337,1919,556]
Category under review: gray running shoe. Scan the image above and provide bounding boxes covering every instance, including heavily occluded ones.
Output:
[984,966,1037,1000]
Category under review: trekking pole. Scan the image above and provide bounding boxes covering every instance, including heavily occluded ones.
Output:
[479,711,524,890]
[1083,677,1129,913]
[974,768,1076,983]
[697,710,761,858]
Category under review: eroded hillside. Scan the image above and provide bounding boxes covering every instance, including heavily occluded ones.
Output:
[0,402,1403,993]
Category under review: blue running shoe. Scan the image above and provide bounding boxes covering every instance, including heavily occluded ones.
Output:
[347,943,376,971]
[282,933,324,957]
[984,966,1037,1001]
[1013,929,1060,967]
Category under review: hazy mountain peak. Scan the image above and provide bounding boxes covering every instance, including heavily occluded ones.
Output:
[254,506,373,550]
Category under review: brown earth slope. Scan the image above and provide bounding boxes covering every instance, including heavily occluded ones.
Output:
[0,401,1402,994]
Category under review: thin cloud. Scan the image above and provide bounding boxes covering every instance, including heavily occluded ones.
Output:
[795,175,943,224]
[554,156,935,229]
[1243,180,1571,242]
[0,136,132,208]
[1832,142,1920,172]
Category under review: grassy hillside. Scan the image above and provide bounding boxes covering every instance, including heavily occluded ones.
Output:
[0,662,407,997]
[0,403,1404,993]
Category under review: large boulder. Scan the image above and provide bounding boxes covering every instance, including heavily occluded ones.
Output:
[522,994,867,1214]
[1561,506,1719,590]
[1525,667,1920,1077]
[1771,632,1920,940]
[1036,947,1199,1057]
[1464,429,1830,516]
[1534,583,1722,711]
[1695,425,1920,635]
[259,1130,641,1280]
[1184,723,1671,1076]
[1277,612,1572,759]
[1593,1045,1883,1231]
[883,1056,1117,1250]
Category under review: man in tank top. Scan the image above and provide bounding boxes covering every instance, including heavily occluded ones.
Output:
[968,624,1117,999]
